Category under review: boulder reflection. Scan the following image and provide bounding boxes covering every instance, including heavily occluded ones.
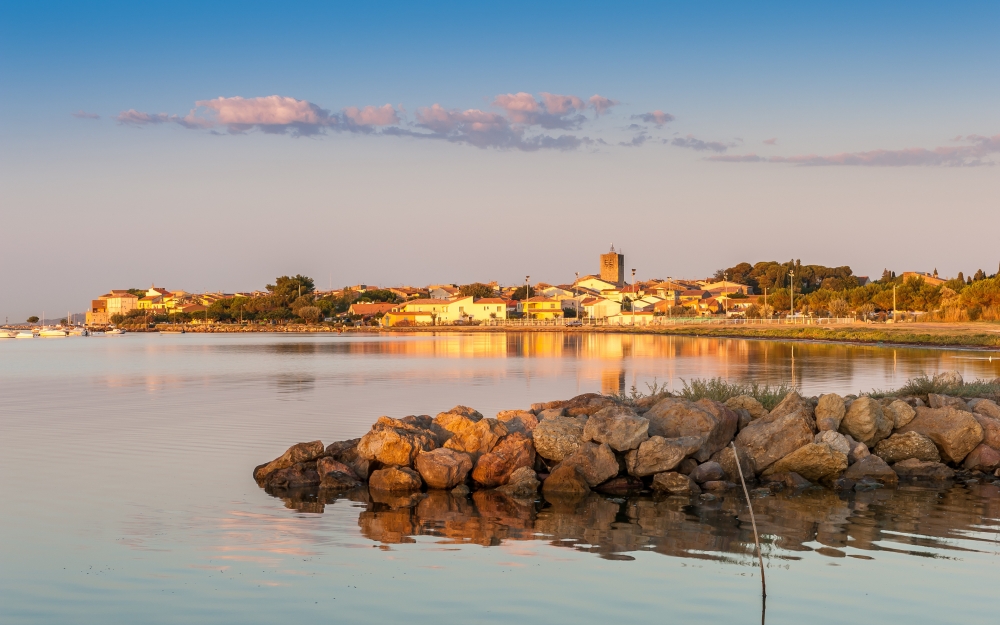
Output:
[269,483,1000,562]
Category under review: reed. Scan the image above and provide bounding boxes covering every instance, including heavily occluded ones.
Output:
[732,442,766,600]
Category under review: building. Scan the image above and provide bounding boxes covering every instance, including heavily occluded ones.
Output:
[599,245,625,287]
[901,272,947,287]
[85,299,109,325]
[699,280,753,295]
[428,285,460,299]
[381,311,434,327]
[519,296,564,320]
[574,275,619,294]
[606,311,655,326]
[348,303,397,318]
[582,297,622,319]
[395,296,508,324]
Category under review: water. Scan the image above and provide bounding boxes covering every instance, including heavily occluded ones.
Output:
[2,332,999,624]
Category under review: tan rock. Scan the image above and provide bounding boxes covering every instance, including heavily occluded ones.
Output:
[761,443,848,482]
[265,461,321,489]
[893,458,955,480]
[724,395,768,420]
[843,455,898,486]
[970,398,1000,420]
[734,412,814,473]
[928,394,971,411]
[317,456,363,490]
[253,440,325,485]
[768,391,816,430]
[583,405,649,451]
[651,472,701,495]
[471,432,535,487]
[415,448,473,489]
[839,397,892,446]
[644,398,737,462]
[496,466,540,499]
[533,416,585,462]
[442,417,507,459]
[441,405,483,421]
[842,434,870,464]
[814,430,851,455]
[897,406,984,463]
[972,413,1000,448]
[541,463,590,495]
[883,400,917,429]
[712,445,755,483]
[370,466,423,491]
[625,436,704,477]
[358,417,437,467]
[932,370,963,388]
[317,457,358,480]
[496,410,539,434]
[873,432,940,463]
[963,444,1000,471]
[559,442,619,487]
[815,394,846,432]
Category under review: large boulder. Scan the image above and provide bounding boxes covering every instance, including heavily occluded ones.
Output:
[963,444,1000,471]
[533,393,616,418]
[496,410,539,435]
[724,395,768,421]
[651,472,701,495]
[883,400,917,429]
[265,461,321,489]
[932,370,963,388]
[438,413,507,458]
[689,461,725,484]
[734,412,813,474]
[928,394,971,411]
[970,399,1000,420]
[815,394,846,432]
[644,398,737,462]
[541,463,591,495]
[972,413,1000,448]
[496,467,540,499]
[471,432,536,487]
[358,417,438,467]
[533,416,585,462]
[768,391,816,430]
[712,445,755,483]
[760,443,848,482]
[415,448,473,489]
[369,466,423,491]
[317,456,359,482]
[582,405,649,451]
[442,405,483,421]
[873,432,941,463]
[558,442,619,487]
[893,458,955,480]
[325,439,372,481]
[897,407,984,463]
[625,436,704,477]
[814,430,851,455]
[842,434,870,464]
[843,455,898,487]
[839,397,892,446]
[253,440,325,485]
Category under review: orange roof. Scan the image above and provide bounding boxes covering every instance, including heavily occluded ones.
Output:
[474,298,507,304]
[349,303,397,315]
[404,298,453,306]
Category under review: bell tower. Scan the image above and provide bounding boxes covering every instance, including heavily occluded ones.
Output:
[600,245,625,287]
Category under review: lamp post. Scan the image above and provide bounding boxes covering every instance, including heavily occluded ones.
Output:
[893,284,897,322]
[724,272,729,317]
[525,275,530,321]
[789,270,795,323]
[667,276,672,322]
[631,268,636,326]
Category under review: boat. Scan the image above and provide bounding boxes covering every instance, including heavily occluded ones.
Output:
[68,327,89,336]
[40,328,69,337]
[16,331,35,338]
[0,329,17,338]
[107,328,126,335]
[159,328,186,334]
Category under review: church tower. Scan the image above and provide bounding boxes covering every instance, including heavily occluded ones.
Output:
[600,245,625,287]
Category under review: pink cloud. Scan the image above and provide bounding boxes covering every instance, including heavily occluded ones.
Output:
[589,94,619,115]
[195,95,331,127]
[415,104,508,134]
[632,110,675,126]
[342,104,400,126]
[72,110,100,120]
[492,92,541,123]
[539,92,585,115]
[763,137,777,145]
[116,110,174,125]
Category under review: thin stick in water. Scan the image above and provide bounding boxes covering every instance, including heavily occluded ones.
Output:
[732,441,766,599]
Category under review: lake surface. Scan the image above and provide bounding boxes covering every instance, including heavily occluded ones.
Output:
[2,332,999,624]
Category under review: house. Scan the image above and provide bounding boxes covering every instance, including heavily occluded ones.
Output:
[574,275,619,294]
[901,272,946,287]
[349,303,397,318]
[699,280,753,295]
[381,311,434,327]
[85,298,109,325]
[606,311,656,326]
[631,295,663,313]
[519,296,564,320]
[538,284,575,299]
[582,297,622,319]
[428,285,460,299]
[397,296,507,324]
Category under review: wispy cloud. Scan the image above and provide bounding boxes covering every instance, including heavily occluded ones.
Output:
[709,134,1000,166]
[763,137,777,145]
[632,110,675,127]
[72,110,100,120]
[589,95,619,116]
[671,134,733,153]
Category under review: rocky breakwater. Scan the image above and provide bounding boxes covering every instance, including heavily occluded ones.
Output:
[253,372,1000,502]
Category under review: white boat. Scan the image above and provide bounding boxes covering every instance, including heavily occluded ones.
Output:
[0,329,16,338]
[16,331,35,338]
[107,328,126,335]
[68,327,89,336]
[40,328,69,337]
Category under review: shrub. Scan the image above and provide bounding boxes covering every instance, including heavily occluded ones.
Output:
[678,377,796,410]
[866,374,1000,401]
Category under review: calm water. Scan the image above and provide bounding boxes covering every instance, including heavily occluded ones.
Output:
[2,332,1000,624]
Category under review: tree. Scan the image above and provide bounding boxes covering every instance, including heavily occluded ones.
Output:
[296,306,322,323]
[27,316,39,323]
[266,275,315,304]
[355,289,399,303]
[828,299,850,318]
[459,283,496,299]
[744,304,761,319]
[857,303,875,320]
[110,314,124,325]
[510,285,533,300]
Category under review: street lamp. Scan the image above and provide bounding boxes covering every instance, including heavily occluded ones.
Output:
[631,268,636,325]
[525,275,530,321]
[667,276,672,322]
[789,270,795,322]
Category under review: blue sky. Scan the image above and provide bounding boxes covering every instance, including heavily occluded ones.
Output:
[1,1,999,320]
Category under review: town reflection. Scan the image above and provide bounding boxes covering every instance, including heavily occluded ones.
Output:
[268,483,1000,563]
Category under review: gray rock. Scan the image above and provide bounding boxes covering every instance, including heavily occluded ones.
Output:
[761,471,812,489]
[689,461,725,484]
[677,458,699,475]
[843,455,898,486]
[558,442,620,487]
[701,480,736,491]
[533,416,585,462]
[582,405,649,451]
[734,412,814,474]
[644,398,738,462]
[815,394,846,432]
[962,444,1000,471]
[932,370,963,388]
[625,435,704,477]
[842,433,870,464]
[972,413,1000,449]
[651,471,701,495]
[254,440,325,485]
[893,458,955,481]
[928,394,971,411]
[873,432,940,463]
[897,406,984,464]
[496,466,540,499]
[814,430,851,455]
[839,397,892,446]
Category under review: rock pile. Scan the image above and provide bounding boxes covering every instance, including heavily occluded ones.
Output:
[253,372,1000,499]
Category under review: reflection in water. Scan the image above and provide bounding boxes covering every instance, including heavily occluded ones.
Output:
[269,483,1000,564]
[272,374,316,396]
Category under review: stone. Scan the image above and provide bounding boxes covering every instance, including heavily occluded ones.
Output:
[624,436,704,477]
[972,413,1000,449]
[370,466,424,491]
[928,394,971,411]
[541,463,591,495]
[496,410,539,434]
[724,395,768,421]
[442,405,483,421]
[814,430,851,455]
[761,443,848,482]
[677,458,699,475]
[734,412,814,473]
[873,432,941,463]
[963,444,1000,471]
[689,461,725,484]
[883,400,917,429]
[358,417,438,467]
[761,471,812,489]
[594,476,645,495]
[970,399,1000,420]
[702,480,736,491]
[712,444,755,484]
[317,457,358,480]
[842,434,870,464]
[732,408,753,431]
[644,398,737,462]
[533,416,585,462]
[843,455,898,486]
[582,405,649,451]
[253,440,325,485]
[815,394,846,432]
[547,393,618,417]
[893,458,956,481]
[558,442,620,487]
[839,397,892,446]
[537,407,566,420]
[451,484,470,496]
[496,466,540,499]
[651,472,701,495]
[415,448,474,489]
[318,458,363,490]
[471,432,536,487]
[439,415,507,459]
[265,461,321,489]
[932,370,963,388]
[325,439,371,480]
[768,391,816,430]
[897,407,984,464]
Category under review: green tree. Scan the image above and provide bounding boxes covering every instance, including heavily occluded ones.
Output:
[510,285,533,300]
[355,289,399,303]
[27,315,39,323]
[296,306,322,323]
[266,275,315,304]
[458,283,496,299]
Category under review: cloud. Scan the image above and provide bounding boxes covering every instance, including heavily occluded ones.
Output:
[763,137,777,145]
[671,134,733,152]
[589,95,619,115]
[540,93,585,115]
[342,104,400,127]
[72,110,100,120]
[411,103,584,151]
[619,133,649,147]
[709,134,1000,166]
[491,92,587,129]
[632,111,674,127]
[116,110,176,125]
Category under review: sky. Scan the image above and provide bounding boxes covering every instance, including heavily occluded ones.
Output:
[1,1,999,321]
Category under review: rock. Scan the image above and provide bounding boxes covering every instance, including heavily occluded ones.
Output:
[712,444,755,483]
[893,458,956,481]
[928,394,971,411]
[558,442,620,487]
[814,430,851,455]
[496,466,540,499]
[415,448,473,489]
[963,444,1000,471]
[358,417,438,467]
[582,405,649,451]
[624,436,704,477]
[537,407,565,420]
[319,459,363,490]
[897,407,984,463]
[677,458,699,475]
[761,471,812,489]
[724,395,768,421]
[253,440,325,485]
[324,439,372,481]
[883,400,917,429]
[651,472,701,495]
[701,480,736,491]
[439,415,507,459]
[732,408,753,431]
[533,416,585,462]
[839,397,892,446]
[815,394,846,431]
[933,371,963,388]
[689,461,725,484]
[734,412,813,473]
[451,484,470,496]
[470,432,536,487]
[873,432,941,463]
[370,466,424,491]
[265,461,321,489]
[768,391,816,430]
[541,463,591,495]
[594,476,645,495]
[842,434,870,464]
[644,398,737,462]
[555,393,618,417]
[496,410,539,434]
[972,413,1000,449]
[970,399,1000,420]
[843,455,898,486]
[442,405,483,421]
[317,457,358,480]
[761,443,848,482]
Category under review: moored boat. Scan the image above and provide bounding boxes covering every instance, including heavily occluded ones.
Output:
[0,330,16,338]
[16,331,35,338]
[40,328,69,337]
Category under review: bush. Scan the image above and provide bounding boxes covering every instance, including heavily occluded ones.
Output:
[867,374,1000,400]
[678,377,796,410]
[296,306,322,323]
